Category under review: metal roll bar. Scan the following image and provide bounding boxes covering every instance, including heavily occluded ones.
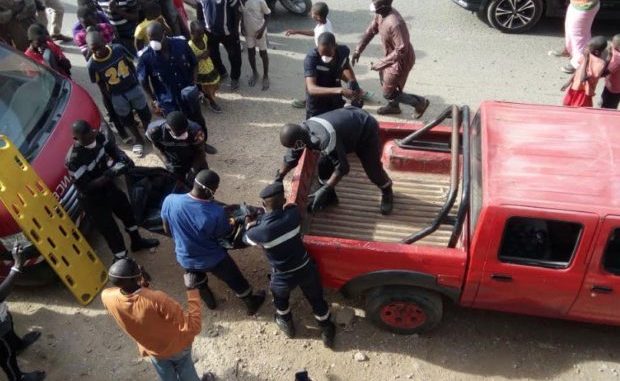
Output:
[400,105,462,245]
[448,106,471,248]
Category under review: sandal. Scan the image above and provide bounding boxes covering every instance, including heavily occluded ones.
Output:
[132,144,144,157]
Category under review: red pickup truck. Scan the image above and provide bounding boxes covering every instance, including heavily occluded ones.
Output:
[289,102,620,334]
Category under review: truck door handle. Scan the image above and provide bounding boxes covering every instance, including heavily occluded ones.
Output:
[591,285,613,294]
[491,274,513,282]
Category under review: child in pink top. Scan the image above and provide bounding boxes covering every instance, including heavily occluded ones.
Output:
[601,34,620,109]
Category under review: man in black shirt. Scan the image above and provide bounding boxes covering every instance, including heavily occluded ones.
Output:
[146,111,207,187]
[304,32,362,119]
[245,182,335,348]
[65,121,159,261]
[97,0,139,55]
[277,107,393,215]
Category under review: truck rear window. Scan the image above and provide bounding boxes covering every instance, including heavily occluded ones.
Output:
[498,217,582,269]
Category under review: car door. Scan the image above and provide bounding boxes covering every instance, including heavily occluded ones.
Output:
[569,216,620,325]
[472,206,598,318]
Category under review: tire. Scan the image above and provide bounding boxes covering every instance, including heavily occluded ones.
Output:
[365,286,443,334]
[279,0,312,15]
[486,0,544,34]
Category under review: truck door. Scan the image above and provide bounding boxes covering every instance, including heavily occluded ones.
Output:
[472,207,598,318]
[569,216,620,325]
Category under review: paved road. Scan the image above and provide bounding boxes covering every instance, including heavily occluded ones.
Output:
[9,1,620,381]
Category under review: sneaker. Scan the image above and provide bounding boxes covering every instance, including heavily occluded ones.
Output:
[291,99,306,109]
[548,49,569,57]
[130,237,160,252]
[377,104,402,115]
[204,143,218,155]
[274,313,296,338]
[230,79,240,91]
[561,64,576,74]
[132,144,144,158]
[209,101,223,114]
[199,286,217,310]
[319,321,336,349]
[380,189,394,215]
[242,290,266,316]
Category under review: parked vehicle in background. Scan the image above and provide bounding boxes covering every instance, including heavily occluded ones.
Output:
[290,101,620,334]
[452,0,620,33]
[266,0,312,16]
[0,43,105,285]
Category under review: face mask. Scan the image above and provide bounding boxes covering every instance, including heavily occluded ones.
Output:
[149,40,162,51]
[321,55,333,64]
[83,141,97,149]
[369,3,376,12]
[170,131,189,140]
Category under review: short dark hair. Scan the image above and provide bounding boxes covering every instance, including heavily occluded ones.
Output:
[189,20,204,34]
[166,111,188,133]
[71,120,92,136]
[317,32,336,47]
[311,2,329,19]
[195,169,220,190]
[77,5,95,19]
[27,23,47,41]
[143,1,162,18]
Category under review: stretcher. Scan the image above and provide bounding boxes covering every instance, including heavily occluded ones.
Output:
[0,135,107,305]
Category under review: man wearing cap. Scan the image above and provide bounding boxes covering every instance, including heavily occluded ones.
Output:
[161,169,266,315]
[244,182,336,348]
[352,0,429,119]
[65,120,160,261]
[146,111,207,188]
[276,106,394,215]
[101,258,215,381]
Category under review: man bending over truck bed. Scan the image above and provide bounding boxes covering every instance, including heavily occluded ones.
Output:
[276,106,394,215]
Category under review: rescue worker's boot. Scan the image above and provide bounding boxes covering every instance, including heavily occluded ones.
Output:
[318,319,336,349]
[242,290,266,316]
[199,285,217,310]
[274,313,296,338]
[128,229,160,252]
[380,186,394,215]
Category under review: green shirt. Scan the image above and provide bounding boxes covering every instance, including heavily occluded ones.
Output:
[570,0,599,11]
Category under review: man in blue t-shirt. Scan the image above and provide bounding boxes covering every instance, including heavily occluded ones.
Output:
[304,32,363,119]
[161,169,265,315]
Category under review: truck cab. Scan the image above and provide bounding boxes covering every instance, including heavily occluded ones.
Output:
[289,101,620,334]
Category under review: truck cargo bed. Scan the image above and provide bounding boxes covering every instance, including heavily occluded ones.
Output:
[306,157,459,246]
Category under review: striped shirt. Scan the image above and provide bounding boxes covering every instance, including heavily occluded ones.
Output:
[97,0,138,38]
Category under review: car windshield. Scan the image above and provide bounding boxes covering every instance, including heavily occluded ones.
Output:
[470,112,483,233]
[0,45,62,160]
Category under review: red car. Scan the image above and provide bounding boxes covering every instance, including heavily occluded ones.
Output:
[0,43,104,285]
[290,102,620,334]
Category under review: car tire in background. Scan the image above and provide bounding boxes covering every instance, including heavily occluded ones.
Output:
[486,0,544,33]
[365,286,443,334]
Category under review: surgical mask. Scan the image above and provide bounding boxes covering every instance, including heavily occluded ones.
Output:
[369,3,376,12]
[321,55,333,64]
[83,141,97,149]
[149,40,162,51]
[170,131,188,140]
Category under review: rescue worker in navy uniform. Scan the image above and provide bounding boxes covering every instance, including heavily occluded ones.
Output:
[65,121,160,261]
[146,111,208,188]
[244,182,336,348]
[304,31,363,119]
[276,107,394,215]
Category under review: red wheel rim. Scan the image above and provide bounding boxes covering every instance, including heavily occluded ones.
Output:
[380,301,427,329]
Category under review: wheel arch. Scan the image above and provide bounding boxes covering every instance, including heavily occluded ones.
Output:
[340,270,461,302]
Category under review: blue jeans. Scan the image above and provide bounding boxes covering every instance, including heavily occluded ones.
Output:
[150,347,200,381]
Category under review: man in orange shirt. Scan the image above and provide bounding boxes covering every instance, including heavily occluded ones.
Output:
[101,259,214,381]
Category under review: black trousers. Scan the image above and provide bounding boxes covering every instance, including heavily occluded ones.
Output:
[270,262,329,319]
[187,253,251,297]
[601,87,620,110]
[79,184,137,256]
[206,32,242,81]
[0,313,25,381]
[318,121,391,190]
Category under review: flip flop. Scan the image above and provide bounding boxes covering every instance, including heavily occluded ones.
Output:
[414,99,430,120]
[132,144,144,157]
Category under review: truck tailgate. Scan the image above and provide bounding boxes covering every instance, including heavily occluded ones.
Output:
[306,156,459,246]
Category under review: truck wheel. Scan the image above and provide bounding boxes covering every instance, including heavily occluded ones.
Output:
[486,0,543,34]
[365,286,443,334]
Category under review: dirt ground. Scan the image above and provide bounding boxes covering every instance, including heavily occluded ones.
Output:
[7,1,620,380]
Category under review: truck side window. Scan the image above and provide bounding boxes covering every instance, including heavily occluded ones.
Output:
[603,229,620,275]
[498,217,582,269]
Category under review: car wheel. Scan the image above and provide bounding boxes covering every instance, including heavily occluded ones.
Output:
[365,286,443,334]
[486,0,544,33]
